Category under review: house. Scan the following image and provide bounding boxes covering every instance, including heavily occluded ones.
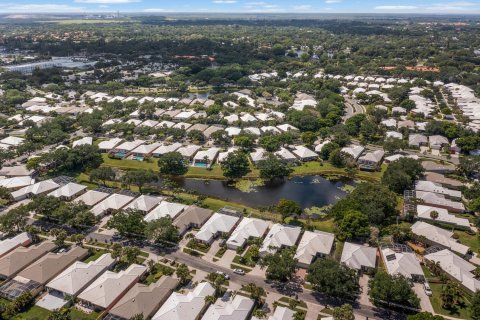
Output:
[277,124,299,133]
[90,193,135,217]
[43,253,115,309]
[357,150,385,170]
[275,148,297,163]
[152,282,215,320]
[340,242,377,272]
[177,145,202,160]
[386,131,403,140]
[152,143,182,157]
[411,221,469,255]
[0,165,35,177]
[195,213,240,244]
[0,246,88,300]
[125,195,164,213]
[295,231,335,268]
[203,126,224,139]
[341,145,365,161]
[78,264,147,311]
[415,181,462,200]
[0,241,56,281]
[73,190,110,207]
[173,206,214,236]
[226,218,271,250]
[218,147,238,163]
[408,134,428,148]
[72,137,93,148]
[0,233,32,258]
[98,138,123,152]
[292,146,318,162]
[105,276,179,320]
[260,224,302,256]
[416,205,469,229]
[48,182,87,201]
[0,176,35,190]
[265,306,295,320]
[415,191,465,213]
[429,135,449,150]
[130,143,162,160]
[193,147,220,168]
[202,295,254,320]
[144,201,187,222]
[250,148,267,165]
[425,249,480,294]
[0,136,25,147]
[380,246,424,281]
[111,140,145,158]
[11,179,60,201]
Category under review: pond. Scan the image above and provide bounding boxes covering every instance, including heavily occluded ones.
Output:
[177,175,354,209]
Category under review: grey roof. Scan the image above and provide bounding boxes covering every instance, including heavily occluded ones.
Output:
[173,205,214,233]
[0,242,56,278]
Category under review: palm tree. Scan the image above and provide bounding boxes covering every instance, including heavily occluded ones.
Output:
[244,283,265,304]
[204,295,216,305]
[430,210,439,220]
[441,281,462,309]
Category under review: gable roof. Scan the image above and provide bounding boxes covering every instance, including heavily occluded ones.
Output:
[91,194,135,216]
[195,213,240,243]
[144,201,187,222]
[46,253,115,296]
[380,247,423,279]
[411,221,470,255]
[73,190,110,207]
[294,230,335,265]
[78,264,147,309]
[260,224,302,255]
[340,242,377,270]
[0,241,56,278]
[48,182,87,198]
[226,218,271,248]
[173,206,214,233]
[416,205,469,228]
[125,195,164,212]
[202,295,254,320]
[0,232,32,258]
[108,276,178,319]
[267,306,295,320]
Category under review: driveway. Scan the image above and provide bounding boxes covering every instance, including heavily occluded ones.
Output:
[413,283,434,314]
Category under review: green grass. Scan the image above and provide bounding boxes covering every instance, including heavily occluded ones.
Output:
[12,306,51,320]
[456,231,480,253]
[334,240,345,261]
[186,239,210,253]
[145,263,175,285]
[69,309,100,320]
[102,154,159,171]
[83,249,108,263]
[278,296,308,309]
[292,161,385,182]
[429,283,472,319]
[215,247,227,258]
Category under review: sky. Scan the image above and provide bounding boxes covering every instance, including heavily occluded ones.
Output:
[1,0,480,14]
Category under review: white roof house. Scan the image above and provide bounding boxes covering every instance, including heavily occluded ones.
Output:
[78,264,147,310]
[73,190,110,207]
[341,145,365,160]
[411,221,470,255]
[415,191,465,212]
[250,148,267,164]
[153,143,182,156]
[72,137,93,148]
[266,306,295,320]
[131,143,162,156]
[416,205,469,228]
[144,201,187,222]
[195,213,240,244]
[12,179,60,200]
[48,182,87,200]
[0,232,32,258]
[46,253,115,296]
[275,148,297,162]
[260,224,302,256]
[0,136,25,147]
[277,124,299,133]
[386,131,403,140]
[152,282,215,320]
[429,135,449,150]
[409,134,428,147]
[295,231,335,267]
[226,218,271,250]
[415,181,462,199]
[292,146,318,161]
[202,295,254,320]
[380,247,424,280]
[341,242,377,271]
[98,138,123,151]
[113,140,145,154]
[193,148,220,167]
[218,148,238,163]
[0,176,34,190]
[425,249,480,293]
[125,195,164,213]
[177,145,202,158]
[90,194,135,217]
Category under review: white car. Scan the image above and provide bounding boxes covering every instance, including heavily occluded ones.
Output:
[233,269,245,275]
[423,282,432,296]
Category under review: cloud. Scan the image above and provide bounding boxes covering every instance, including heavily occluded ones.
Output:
[325,0,342,3]
[75,0,140,3]
[143,8,166,12]
[293,5,313,11]
[0,3,86,12]
[212,0,237,3]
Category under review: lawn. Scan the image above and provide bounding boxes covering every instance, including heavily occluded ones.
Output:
[429,283,472,319]
[12,306,51,320]
[292,161,385,182]
[83,249,108,263]
[145,263,175,285]
[102,154,159,171]
[69,309,100,320]
[186,239,211,253]
[456,230,480,254]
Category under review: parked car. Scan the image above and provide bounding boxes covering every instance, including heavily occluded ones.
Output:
[424,282,432,296]
[215,271,230,280]
[233,268,245,275]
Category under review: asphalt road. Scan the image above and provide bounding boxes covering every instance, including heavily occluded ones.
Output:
[343,96,365,121]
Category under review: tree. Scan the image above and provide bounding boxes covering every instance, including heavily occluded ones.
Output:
[158,152,188,176]
[457,156,480,179]
[329,149,346,168]
[187,129,205,143]
[220,151,251,180]
[260,247,297,282]
[320,142,339,160]
[90,167,116,185]
[337,210,370,240]
[122,170,157,193]
[471,290,480,320]
[307,258,359,298]
[109,209,147,238]
[111,243,123,259]
[176,263,191,285]
[129,314,144,320]
[121,246,140,265]
[145,217,179,243]
[211,130,232,147]
[234,135,255,151]
[368,271,420,308]
[441,281,462,309]
[48,310,71,320]
[204,295,216,305]
[275,198,302,222]
[0,204,29,232]
[301,131,317,146]
[430,210,439,220]
[257,153,292,181]
[28,195,63,221]
[50,228,67,247]
[332,304,355,320]
[407,312,444,320]
[244,283,265,303]
[383,138,406,154]
[382,158,425,194]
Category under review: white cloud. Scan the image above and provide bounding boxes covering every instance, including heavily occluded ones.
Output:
[75,0,140,3]
[0,3,86,12]
[325,0,342,3]
[374,5,418,10]
[212,0,237,3]
[293,5,313,11]
[143,8,166,12]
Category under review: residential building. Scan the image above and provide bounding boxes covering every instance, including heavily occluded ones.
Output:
[341,145,365,161]
[124,195,164,213]
[90,193,135,217]
[0,232,32,258]
[48,182,87,201]
[416,205,469,229]
[195,213,240,244]
[202,295,254,320]
[411,221,470,255]
[292,146,318,162]
[73,190,110,207]
[295,231,335,268]
[357,150,385,170]
[260,224,302,256]
[380,246,424,281]
[193,147,220,168]
[340,242,377,271]
[173,205,214,236]
[226,218,271,250]
[408,134,428,148]
[144,201,187,222]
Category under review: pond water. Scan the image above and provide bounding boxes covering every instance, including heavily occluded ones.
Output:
[177,175,353,209]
